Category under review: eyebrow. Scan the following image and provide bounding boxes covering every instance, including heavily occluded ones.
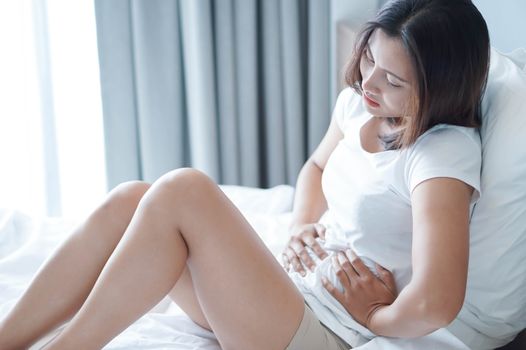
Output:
[365,44,409,84]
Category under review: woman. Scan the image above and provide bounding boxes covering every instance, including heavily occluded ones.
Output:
[0,0,490,349]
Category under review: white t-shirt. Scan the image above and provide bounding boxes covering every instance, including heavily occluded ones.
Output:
[287,87,482,347]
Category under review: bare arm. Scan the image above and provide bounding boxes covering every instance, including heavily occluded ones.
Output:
[289,160,327,230]
[289,115,343,230]
[368,177,473,337]
[282,112,344,274]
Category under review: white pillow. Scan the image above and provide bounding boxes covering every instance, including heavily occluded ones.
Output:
[449,47,526,349]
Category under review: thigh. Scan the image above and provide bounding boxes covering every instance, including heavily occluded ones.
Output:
[168,265,212,331]
[153,169,306,350]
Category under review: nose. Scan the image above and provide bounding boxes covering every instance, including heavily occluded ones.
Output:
[361,67,381,96]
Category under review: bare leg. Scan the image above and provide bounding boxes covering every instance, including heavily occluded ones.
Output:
[0,181,150,349]
[0,180,211,349]
[44,168,304,350]
[168,267,211,331]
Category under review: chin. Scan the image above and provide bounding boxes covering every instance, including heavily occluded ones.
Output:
[363,103,385,116]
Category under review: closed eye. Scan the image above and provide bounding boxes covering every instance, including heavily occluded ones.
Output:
[387,78,401,88]
[364,44,408,87]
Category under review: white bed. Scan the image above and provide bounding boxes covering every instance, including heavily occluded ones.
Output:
[0,185,472,350]
[2,27,526,350]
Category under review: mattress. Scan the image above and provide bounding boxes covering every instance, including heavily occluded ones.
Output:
[0,184,470,349]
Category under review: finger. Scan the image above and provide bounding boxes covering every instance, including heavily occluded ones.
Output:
[284,248,306,276]
[347,249,372,277]
[303,236,329,260]
[290,240,316,272]
[338,251,358,283]
[321,276,344,303]
[291,255,307,276]
[332,255,352,291]
[281,254,290,271]
[314,223,326,240]
[376,263,397,295]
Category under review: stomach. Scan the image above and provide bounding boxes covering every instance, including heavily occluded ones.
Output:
[286,239,377,340]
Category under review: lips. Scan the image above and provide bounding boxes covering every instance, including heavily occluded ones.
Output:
[364,93,380,107]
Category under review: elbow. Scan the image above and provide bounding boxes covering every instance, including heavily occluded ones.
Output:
[417,293,465,328]
[432,304,463,328]
[408,276,467,329]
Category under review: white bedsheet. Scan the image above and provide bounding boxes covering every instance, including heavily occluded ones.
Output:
[0,185,469,349]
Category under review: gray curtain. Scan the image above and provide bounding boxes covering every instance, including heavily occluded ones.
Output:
[95,0,331,190]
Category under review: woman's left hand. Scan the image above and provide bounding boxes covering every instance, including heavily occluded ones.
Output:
[322,249,397,329]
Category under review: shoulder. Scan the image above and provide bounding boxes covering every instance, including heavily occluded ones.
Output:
[412,124,481,151]
[334,86,358,107]
[403,125,482,198]
[406,125,482,165]
[332,87,365,128]
[333,87,368,132]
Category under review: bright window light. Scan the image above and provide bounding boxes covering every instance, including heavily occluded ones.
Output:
[0,0,107,220]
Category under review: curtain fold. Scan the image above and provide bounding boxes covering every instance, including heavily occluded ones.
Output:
[234,0,260,187]
[280,0,307,185]
[131,0,188,183]
[180,0,221,180]
[260,0,286,187]
[214,0,240,184]
[95,0,142,185]
[95,0,334,190]
[308,0,331,155]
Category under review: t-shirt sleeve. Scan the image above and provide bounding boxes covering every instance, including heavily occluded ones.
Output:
[404,127,482,204]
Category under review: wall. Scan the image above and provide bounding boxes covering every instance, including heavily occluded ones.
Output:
[472,0,526,53]
[330,0,379,103]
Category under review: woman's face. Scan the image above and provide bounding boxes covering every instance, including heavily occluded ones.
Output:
[359,29,416,118]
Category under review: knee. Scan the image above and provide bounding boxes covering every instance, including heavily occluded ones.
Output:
[102,180,151,218]
[155,168,217,202]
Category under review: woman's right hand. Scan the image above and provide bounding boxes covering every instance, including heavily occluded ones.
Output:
[282,223,329,276]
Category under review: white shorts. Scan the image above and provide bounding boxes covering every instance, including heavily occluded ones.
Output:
[286,303,352,350]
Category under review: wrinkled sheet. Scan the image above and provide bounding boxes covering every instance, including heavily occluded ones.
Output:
[0,185,469,349]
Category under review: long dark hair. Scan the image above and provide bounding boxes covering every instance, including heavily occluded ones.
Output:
[345,0,490,150]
